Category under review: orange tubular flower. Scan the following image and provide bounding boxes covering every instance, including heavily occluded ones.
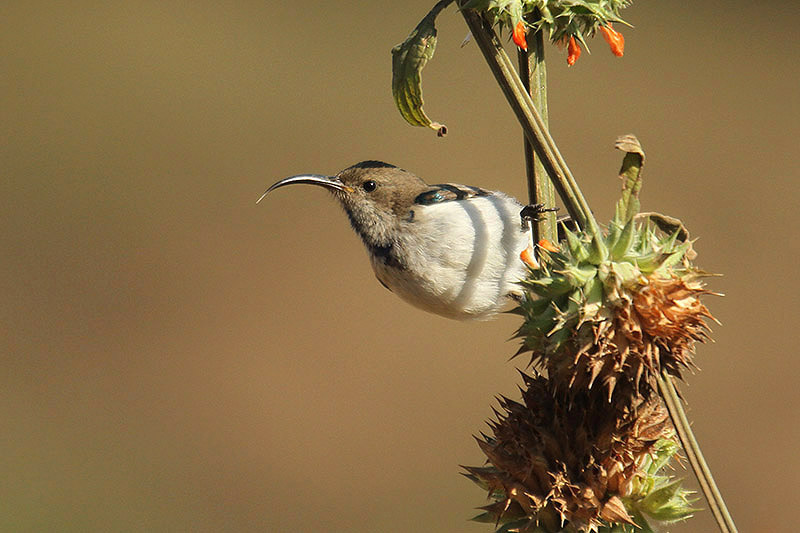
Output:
[512,20,528,51]
[567,36,581,66]
[599,24,625,57]
[520,246,539,269]
[538,239,560,253]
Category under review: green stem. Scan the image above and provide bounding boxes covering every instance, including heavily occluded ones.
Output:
[517,25,557,243]
[459,7,602,242]
[657,371,739,533]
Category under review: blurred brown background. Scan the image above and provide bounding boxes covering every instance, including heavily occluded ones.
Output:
[3,1,798,531]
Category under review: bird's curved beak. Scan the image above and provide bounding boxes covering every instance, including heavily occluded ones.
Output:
[257,174,353,204]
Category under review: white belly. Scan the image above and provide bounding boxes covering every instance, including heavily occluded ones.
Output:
[372,193,529,320]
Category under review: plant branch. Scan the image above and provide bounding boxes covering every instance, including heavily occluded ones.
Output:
[658,371,739,533]
[459,7,601,240]
[517,26,557,243]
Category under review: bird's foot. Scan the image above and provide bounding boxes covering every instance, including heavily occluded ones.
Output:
[519,204,560,269]
[519,203,559,225]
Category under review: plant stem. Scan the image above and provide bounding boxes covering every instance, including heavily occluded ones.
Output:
[517,25,557,243]
[657,371,739,533]
[459,7,602,242]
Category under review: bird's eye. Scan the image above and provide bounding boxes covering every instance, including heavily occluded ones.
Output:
[362,180,377,192]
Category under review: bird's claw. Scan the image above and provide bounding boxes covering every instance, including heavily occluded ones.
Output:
[520,203,559,224]
[519,204,561,269]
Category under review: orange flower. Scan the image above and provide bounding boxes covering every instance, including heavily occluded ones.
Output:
[520,246,538,269]
[567,36,581,66]
[599,24,625,57]
[538,239,560,253]
[512,20,528,51]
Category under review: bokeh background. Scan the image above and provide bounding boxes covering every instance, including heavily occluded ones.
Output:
[3,1,799,531]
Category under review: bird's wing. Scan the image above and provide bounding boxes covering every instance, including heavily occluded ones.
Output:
[413,183,490,205]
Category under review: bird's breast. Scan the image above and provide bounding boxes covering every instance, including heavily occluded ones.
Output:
[370,193,529,320]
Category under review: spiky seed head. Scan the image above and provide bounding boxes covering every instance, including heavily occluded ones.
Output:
[464,372,695,532]
[513,143,717,409]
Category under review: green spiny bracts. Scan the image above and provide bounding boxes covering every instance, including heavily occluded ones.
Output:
[392,0,632,133]
[464,372,696,532]
[513,136,717,406]
[461,0,631,48]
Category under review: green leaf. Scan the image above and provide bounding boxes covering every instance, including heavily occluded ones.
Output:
[587,233,609,264]
[462,0,523,26]
[564,227,589,262]
[524,276,575,297]
[647,438,680,475]
[580,276,604,320]
[391,0,452,135]
[641,479,697,522]
[559,264,597,287]
[610,217,635,260]
[608,260,641,286]
[636,211,697,261]
[654,241,692,274]
[614,134,645,223]
[632,251,661,273]
[627,508,656,533]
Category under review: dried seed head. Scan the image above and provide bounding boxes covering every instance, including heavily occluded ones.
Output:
[465,373,695,532]
[546,270,715,407]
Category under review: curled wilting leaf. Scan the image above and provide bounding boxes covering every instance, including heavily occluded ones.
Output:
[391,0,451,135]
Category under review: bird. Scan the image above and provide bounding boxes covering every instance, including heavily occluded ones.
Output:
[259,160,541,320]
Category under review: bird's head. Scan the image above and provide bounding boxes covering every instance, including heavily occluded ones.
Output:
[261,161,429,246]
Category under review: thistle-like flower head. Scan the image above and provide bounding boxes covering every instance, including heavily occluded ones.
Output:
[462,0,631,63]
[514,136,717,407]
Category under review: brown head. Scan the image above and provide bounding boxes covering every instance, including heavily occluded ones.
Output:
[260,160,429,250]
